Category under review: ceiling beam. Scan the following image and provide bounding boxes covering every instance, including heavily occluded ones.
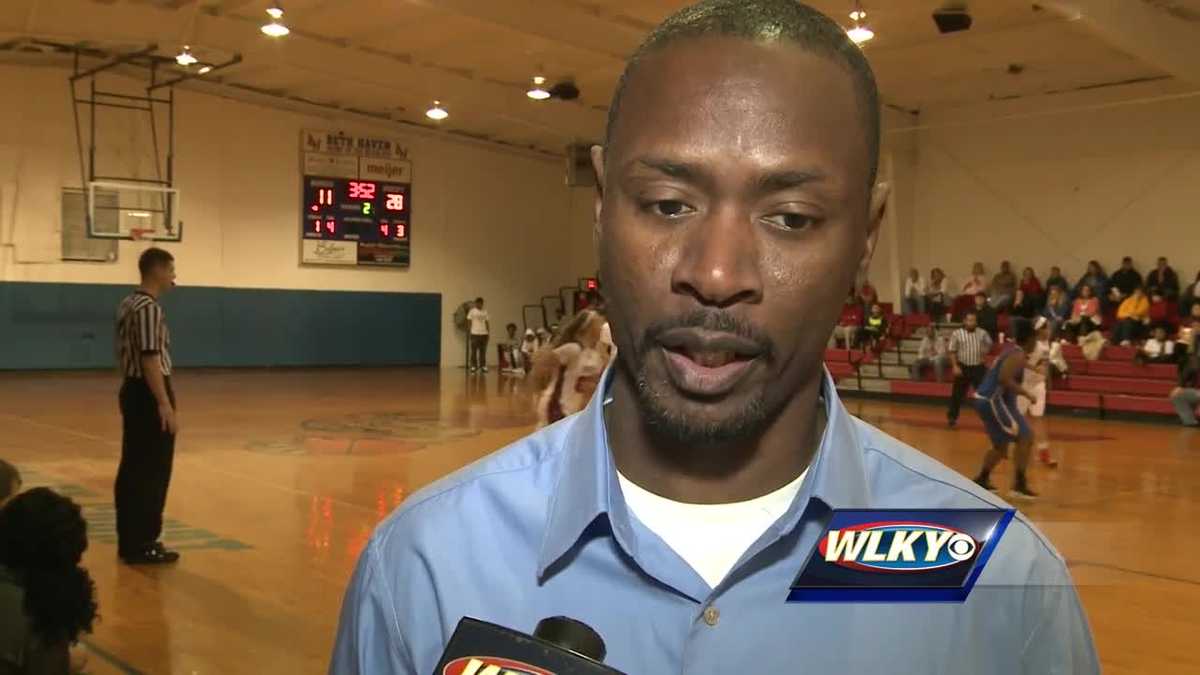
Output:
[1043,0,1200,85]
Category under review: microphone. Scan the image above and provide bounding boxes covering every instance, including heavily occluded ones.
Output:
[433,616,626,675]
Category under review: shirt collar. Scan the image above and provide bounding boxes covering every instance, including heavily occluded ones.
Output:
[537,365,871,578]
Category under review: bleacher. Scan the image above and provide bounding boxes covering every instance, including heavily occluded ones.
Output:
[826,312,1183,420]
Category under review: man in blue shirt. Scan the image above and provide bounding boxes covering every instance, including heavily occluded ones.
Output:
[331,1,1099,673]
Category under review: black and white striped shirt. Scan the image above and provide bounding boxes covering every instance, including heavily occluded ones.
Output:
[116,291,172,377]
[949,327,992,366]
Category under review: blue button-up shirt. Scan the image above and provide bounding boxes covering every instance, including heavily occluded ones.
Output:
[331,369,1098,674]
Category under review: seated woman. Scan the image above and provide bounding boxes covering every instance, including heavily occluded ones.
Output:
[926,267,950,321]
[1017,267,1043,315]
[1063,284,1102,342]
[0,488,98,675]
[902,268,926,316]
[1112,286,1151,346]
[1182,270,1200,317]
[1073,260,1108,305]
[961,262,987,297]
[828,291,865,350]
[529,309,610,428]
[1040,286,1072,339]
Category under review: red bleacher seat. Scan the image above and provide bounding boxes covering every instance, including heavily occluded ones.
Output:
[1083,361,1176,380]
[950,295,975,320]
[1100,345,1138,361]
[1065,359,1087,375]
[824,348,852,362]
[1103,395,1176,416]
[1046,390,1101,409]
[906,314,931,327]
[826,361,856,379]
[879,302,894,316]
[1065,375,1174,397]
[891,381,952,397]
[1061,343,1084,361]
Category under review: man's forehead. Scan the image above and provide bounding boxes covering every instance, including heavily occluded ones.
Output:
[610,37,868,179]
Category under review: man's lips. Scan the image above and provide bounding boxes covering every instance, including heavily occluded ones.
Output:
[655,329,764,396]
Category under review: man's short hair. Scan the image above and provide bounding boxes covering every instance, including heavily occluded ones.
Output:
[605,0,880,186]
[138,247,174,277]
[0,459,20,501]
[1122,256,1133,264]
[964,311,978,321]
[474,297,484,304]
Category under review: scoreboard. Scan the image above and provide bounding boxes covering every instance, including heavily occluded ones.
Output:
[302,176,411,267]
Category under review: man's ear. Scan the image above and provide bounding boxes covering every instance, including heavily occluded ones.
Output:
[590,145,606,242]
[858,181,891,283]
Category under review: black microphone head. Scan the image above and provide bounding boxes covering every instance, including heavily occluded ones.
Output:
[533,616,606,662]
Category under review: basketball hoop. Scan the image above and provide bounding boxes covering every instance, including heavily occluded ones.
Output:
[129,228,152,241]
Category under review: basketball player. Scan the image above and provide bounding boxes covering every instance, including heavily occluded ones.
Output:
[332,2,1096,672]
[972,317,1041,500]
[1022,317,1061,468]
[114,247,180,564]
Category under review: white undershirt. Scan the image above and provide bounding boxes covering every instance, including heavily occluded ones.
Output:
[617,469,807,589]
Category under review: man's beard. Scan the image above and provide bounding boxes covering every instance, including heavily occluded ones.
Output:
[621,309,786,449]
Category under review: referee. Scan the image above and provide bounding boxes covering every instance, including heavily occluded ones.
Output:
[947,310,994,428]
[114,247,180,565]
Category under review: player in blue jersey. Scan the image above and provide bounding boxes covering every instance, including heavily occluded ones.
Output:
[972,317,1041,500]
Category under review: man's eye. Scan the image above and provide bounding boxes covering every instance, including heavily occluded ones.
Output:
[763,213,821,231]
[646,200,694,218]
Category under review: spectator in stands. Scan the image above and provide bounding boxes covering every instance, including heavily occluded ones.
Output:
[500,323,523,374]
[1148,290,1172,331]
[1176,303,1200,369]
[973,293,998,339]
[858,280,879,309]
[530,309,608,428]
[1112,286,1151,346]
[926,267,950,321]
[1168,351,1199,427]
[1044,266,1069,294]
[961,262,987,297]
[0,488,98,675]
[1064,284,1102,342]
[0,459,19,506]
[827,291,864,350]
[1182,270,1200,317]
[902,268,926,316]
[947,311,993,428]
[1136,325,1175,365]
[909,325,949,382]
[1109,257,1143,302]
[988,260,1018,310]
[1146,257,1180,301]
[1041,286,1071,339]
[1016,267,1043,316]
[1073,260,1108,304]
[863,303,888,352]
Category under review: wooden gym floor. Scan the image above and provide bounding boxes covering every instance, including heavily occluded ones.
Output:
[1,368,1196,674]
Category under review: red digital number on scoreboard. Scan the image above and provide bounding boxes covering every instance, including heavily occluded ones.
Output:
[396,223,407,239]
[385,193,405,212]
[348,181,377,200]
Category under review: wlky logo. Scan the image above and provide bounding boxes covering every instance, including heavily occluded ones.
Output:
[442,657,554,675]
[789,509,1014,602]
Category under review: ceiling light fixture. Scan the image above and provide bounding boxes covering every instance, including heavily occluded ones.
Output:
[175,45,198,66]
[846,2,875,45]
[197,65,213,74]
[262,3,290,37]
[425,100,448,121]
[526,75,551,100]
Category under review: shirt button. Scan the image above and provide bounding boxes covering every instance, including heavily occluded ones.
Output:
[702,605,720,627]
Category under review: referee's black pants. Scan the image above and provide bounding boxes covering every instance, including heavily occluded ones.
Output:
[115,377,176,556]
[948,364,987,423]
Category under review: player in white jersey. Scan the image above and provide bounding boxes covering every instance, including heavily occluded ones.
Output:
[1018,317,1063,468]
